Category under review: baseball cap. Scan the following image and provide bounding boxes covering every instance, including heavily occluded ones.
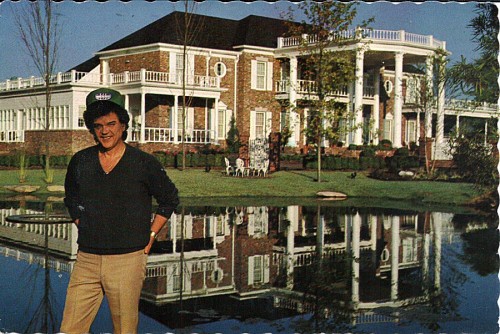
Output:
[86,88,125,110]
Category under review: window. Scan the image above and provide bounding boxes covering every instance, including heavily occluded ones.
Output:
[217,109,232,140]
[247,255,270,285]
[406,120,417,144]
[384,80,393,94]
[78,106,86,128]
[214,62,226,78]
[251,59,273,91]
[255,112,265,138]
[256,62,266,90]
[176,54,184,82]
[253,256,263,283]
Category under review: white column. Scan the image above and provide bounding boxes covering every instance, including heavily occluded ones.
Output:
[288,56,298,147]
[425,56,433,138]
[102,60,109,85]
[373,70,380,145]
[436,61,445,144]
[390,215,400,301]
[173,96,179,143]
[456,115,460,136]
[124,94,132,141]
[140,91,146,143]
[214,98,219,142]
[393,52,404,147]
[354,49,364,145]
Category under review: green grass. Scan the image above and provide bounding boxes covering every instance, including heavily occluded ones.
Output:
[0,168,483,207]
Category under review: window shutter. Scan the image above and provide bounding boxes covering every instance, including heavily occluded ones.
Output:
[251,60,257,90]
[226,109,233,137]
[264,255,270,283]
[267,61,273,91]
[187,108,194,133]
[250,110,256,140]
[169,52,177,82]
[248,256,254,285]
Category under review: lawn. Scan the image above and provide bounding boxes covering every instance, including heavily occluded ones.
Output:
[0,168,483,207]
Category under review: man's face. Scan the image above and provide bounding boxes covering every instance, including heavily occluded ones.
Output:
[92,112,125,150]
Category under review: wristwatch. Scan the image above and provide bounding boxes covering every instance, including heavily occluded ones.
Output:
[150,230,158,239]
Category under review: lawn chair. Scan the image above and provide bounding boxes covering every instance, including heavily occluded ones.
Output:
[235,158,245,177]
[224,157,234,176]
[256,159,269,177]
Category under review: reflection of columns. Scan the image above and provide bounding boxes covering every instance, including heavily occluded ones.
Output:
[316,205,324,257]
[455,115,460,136]
[351,212,361,307]
[285,220,295,289]
[370,215,377,251]
[354,49,365,145]
[423,226,431,294]
[432,213,441,292]
[373,70,380,145]
[425,56,433,138]
[171,219,177,253]
[140,91,146,143]
[393,52,404,147]
[391,216,400,301]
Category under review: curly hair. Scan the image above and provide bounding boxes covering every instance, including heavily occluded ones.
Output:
[83,101,130,140]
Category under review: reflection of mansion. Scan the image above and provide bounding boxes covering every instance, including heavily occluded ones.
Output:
[0,12,497,158]
[0,204,484,327]
[141,205,450,320]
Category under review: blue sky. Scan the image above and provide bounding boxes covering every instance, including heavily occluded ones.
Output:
[0,1,486,81]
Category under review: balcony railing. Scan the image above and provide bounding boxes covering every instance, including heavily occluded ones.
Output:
[0,69,220,92]
[130,127,216,144]
[277,28,445,50]
[276,79,372,98]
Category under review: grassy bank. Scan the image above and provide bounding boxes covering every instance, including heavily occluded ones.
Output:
[0,168,483,207]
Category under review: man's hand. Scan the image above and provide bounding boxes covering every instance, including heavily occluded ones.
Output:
[144,235,155,254]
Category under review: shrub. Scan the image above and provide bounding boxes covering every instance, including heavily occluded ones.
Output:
[378,139,392,150]
[394,147,410,156]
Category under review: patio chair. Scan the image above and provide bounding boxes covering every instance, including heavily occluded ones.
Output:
[235,158,245,177]
[256,159,269,177]
[224,157,234,176]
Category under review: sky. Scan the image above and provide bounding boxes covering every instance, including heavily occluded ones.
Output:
[0,0,488,81]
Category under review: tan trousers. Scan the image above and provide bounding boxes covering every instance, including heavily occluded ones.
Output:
[60,250,147,334]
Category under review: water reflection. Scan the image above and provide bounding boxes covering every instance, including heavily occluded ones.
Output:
[0,200,497,333]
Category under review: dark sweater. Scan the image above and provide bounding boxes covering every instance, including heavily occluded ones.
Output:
[64,144,179,254]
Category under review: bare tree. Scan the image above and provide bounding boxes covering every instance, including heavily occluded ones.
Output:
[173,0,205,170]
[13,1,61,183]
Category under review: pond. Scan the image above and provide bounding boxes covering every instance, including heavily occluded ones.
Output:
[0,198,497,334]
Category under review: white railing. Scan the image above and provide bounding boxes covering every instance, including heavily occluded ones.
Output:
[444,99,499,113]
[0,130,24,142]
[276,79,369,98]
[277,28,445,50]
[130,127,216,144]
[0,69,220,92]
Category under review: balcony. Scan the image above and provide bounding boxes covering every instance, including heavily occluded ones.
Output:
[275,79,373,99]
[277,28,445,50]
[0,69,220,92]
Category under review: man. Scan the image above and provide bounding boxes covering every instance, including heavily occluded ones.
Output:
[60,88,179,333]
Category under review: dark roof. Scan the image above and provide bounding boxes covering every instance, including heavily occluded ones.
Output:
[71,11,290,71]
[100,11,289,52]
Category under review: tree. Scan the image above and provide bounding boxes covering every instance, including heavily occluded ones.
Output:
[13,1,61,184]
[283,1,373,182]
[448,4,499,103]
